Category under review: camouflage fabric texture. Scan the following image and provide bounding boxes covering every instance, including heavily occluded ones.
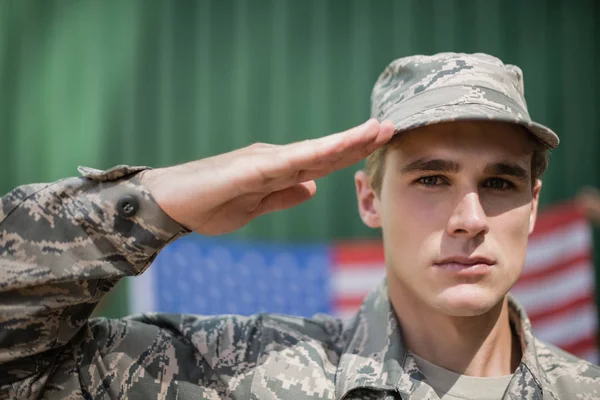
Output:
[371,52,560,149]
[1,166,599,399]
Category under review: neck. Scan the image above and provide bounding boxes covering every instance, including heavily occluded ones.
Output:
[389,281,521,377]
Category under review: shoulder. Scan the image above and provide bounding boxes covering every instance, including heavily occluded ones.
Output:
[89,312,347,366]
[82,312,347,396]
[535,338,600,396]
[118,311,344,342]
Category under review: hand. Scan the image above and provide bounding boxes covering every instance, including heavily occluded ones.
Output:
[140,119,395,235]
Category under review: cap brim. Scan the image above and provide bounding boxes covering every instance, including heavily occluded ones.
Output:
[384,102,559,149]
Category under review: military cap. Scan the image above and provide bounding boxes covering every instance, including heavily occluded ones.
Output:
[371,52,559,148]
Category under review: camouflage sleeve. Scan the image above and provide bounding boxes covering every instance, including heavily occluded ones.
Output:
[0,165,188,389]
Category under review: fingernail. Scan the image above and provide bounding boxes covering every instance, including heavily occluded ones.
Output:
[382,119,395,128]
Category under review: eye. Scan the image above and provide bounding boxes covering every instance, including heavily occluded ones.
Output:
[417,176,445,186]
[483,178,514,190]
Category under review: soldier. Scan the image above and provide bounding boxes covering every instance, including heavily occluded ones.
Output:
[1,53,599,399]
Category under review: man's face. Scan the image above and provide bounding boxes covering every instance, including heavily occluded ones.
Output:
[356,121,541,317]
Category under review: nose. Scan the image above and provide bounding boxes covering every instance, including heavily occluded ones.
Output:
[446,191,489,238]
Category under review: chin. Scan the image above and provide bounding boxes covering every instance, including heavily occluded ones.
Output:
[434,284,503,317]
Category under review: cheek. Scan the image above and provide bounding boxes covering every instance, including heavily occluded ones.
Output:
[379,188,450,243]
[491,204,532,262]
[381,187,451,225]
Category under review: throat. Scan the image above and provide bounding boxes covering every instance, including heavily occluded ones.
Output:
[411,351,515,400]
[392,296,521,377]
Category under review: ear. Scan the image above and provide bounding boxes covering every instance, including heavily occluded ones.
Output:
[355,170,381,228]
[528,179,542,234]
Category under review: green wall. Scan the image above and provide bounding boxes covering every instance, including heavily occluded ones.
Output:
[1,0,599,317]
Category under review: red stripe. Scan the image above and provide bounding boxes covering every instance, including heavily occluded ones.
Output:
[333,241,385,267]
[334,295,367,311]
[528,292,595,325]
[561,335,598,358]
[517,252,591,285]
[530,201,585,237]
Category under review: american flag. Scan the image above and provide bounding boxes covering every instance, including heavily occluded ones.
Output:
[512,202,597,362]
[130,201,597,363]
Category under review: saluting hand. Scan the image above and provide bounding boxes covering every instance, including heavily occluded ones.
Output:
[140,119,395,235]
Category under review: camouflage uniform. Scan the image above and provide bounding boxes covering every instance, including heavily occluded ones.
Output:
[1,165,599,399]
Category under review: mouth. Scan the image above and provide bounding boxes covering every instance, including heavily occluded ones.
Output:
[433,256,496,274]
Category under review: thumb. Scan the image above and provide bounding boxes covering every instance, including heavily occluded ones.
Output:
[253,181,317,216]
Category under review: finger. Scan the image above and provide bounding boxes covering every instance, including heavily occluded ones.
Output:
[249,119,392,195]
[293,120,396,182]
[258,119,381,182]
[366,119,395,151]
[297,118,394,168]
[329,119,395,167]
[287,119,380,166]
[305,118,382,160]
[252,181,317,216]
[335,119,396,165]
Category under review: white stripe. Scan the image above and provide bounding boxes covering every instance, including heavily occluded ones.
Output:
[332,267,386,297]
[525,221,591,274]
[128,270,156,314]
[511,261,594,316]
[580,349,599,364]
[532,303,597,346]
[335,309,359,321]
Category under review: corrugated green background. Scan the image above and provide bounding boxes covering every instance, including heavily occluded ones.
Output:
[1,0,599,318]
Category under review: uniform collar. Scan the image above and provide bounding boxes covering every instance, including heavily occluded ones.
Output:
[504,295,547,397]
[334,280,413,399]
[334,281,547,400]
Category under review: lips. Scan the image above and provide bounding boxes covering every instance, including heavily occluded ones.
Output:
[433,256,496,273]
[435,256,495,266]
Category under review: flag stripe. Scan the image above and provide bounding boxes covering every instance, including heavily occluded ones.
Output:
[333,242,385,265]
[580,349,599,365]
[332,262,387,271]
[129,265,156,314]
[562,335,598,359]
[532,302,596,345]
[524,221,591,275]
[528,292,595,325]
[511,261,594,316]
[519,252,589,284]
[334,295,369,310]
[528,202,584,236]
[332,267,386,296]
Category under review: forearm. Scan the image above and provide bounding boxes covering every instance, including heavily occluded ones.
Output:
[0,166,187,376]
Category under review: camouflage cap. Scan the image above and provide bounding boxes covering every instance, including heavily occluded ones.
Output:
[371,52,559,148]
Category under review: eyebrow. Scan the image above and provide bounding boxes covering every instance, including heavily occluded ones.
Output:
[484,162,529,181]
[399,158,530,181]
[400,159,461,174]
